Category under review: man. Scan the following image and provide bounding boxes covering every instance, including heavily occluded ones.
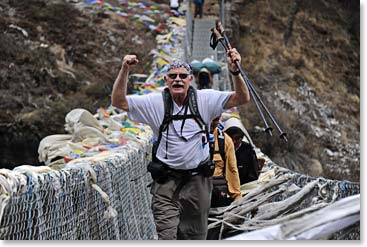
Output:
[196,67,213,89]
[194,0,204,18]
[210,116,242,205]
[206,116,242,240]
[111,48,250,240]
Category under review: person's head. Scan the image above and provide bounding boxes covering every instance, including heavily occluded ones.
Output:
[165,61,193,103]
[210,116,221,133]
[197,68,213,89]
[225,127,244,149]
[222,117,249,149]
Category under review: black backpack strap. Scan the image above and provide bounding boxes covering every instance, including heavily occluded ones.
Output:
[187,86,209,143]
[216,121,226,161]
[187,86,205,125]
[214,127,226,176]
[217,128,226,162]
[154,88,173,160]
[162,87,173,125]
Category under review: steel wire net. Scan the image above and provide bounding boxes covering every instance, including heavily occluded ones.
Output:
[0,143,156,240]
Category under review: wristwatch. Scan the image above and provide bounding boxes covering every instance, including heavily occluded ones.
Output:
[230,70,240,76]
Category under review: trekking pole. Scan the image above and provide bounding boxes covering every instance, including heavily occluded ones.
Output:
[212,23,288,142]
[210,27,274,137]
[216,21,287,141]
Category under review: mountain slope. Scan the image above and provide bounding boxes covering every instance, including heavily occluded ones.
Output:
[228,0,359,181]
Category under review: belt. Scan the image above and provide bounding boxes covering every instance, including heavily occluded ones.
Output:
[166,157,210,176]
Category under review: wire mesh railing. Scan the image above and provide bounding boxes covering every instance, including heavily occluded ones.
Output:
[0,139,156,240]
[0,0,360,241]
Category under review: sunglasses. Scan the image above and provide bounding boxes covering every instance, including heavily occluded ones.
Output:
[167,73,189,80]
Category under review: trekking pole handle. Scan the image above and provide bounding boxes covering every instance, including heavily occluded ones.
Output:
[210,27,229,56]
[216,21,232,49]
[210,27,224,43]
[216,20,225,34]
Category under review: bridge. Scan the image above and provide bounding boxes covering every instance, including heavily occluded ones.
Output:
[0,0,360,240]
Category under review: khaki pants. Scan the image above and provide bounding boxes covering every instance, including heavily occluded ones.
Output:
[150,174,212,240]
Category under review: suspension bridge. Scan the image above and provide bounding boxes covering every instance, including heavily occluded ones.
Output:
[0,0,360,240]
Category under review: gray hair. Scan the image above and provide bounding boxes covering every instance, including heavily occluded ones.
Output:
[167,61,193,74]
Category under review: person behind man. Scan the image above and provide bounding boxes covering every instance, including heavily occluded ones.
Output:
[111,48,250,240]
[223,117,260,184]
[210,116,242,205]
[196,67,213,89]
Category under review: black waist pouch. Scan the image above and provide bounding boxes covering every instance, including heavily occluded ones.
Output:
[211,176,232,207]
[147,161,169,184]
[201,160,215,177]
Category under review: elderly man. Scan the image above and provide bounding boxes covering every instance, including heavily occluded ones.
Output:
[111,48,250,240]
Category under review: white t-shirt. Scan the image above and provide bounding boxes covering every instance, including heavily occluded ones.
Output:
[127,89,231,169]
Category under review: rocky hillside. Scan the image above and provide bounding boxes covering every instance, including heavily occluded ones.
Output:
[226,0,359,181]
[0,0,163,168]
[0,0,360,182]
